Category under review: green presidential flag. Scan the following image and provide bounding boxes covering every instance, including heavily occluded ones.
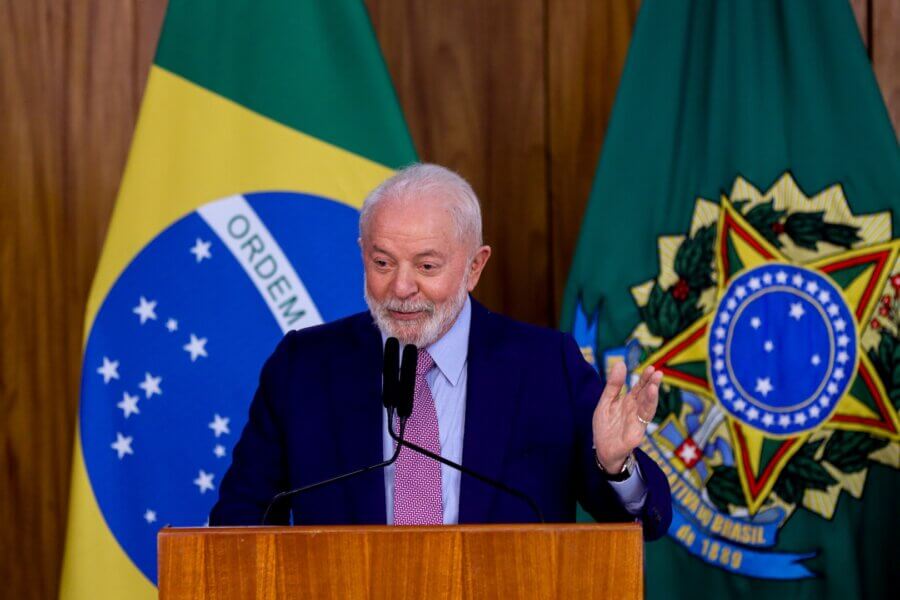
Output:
[562,0,899,597]
[60,1,415,598]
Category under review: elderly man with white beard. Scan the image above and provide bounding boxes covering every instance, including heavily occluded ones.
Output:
[210,164,673,538]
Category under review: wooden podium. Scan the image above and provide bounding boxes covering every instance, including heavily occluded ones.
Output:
[158,523,643,599]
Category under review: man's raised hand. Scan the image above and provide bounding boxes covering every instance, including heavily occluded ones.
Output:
[592,361,663,473]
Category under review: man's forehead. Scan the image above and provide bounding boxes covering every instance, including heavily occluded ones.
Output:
[362,190,477,253]
[370,243,447,259]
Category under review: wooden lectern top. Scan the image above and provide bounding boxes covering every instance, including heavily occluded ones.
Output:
[159,522,643,599]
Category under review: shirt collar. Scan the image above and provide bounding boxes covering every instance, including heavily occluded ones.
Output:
[424,295,470,387]
[378,295,471,388]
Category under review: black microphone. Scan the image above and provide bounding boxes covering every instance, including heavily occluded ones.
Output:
[396,343,417,419]
[388,345,545,523]
[383,337,400,410]
[260,337,408,525]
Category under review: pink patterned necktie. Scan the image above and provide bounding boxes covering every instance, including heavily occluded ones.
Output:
[393,349,443,525]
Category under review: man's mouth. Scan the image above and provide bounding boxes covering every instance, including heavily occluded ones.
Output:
[389,309,425,321]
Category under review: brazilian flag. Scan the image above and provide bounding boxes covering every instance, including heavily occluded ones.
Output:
[562,0,899,598]
[60,1,415,597]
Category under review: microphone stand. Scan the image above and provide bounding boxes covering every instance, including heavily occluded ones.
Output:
[387,416,545,523]
[261,418,407,525]
[261,337,408,525]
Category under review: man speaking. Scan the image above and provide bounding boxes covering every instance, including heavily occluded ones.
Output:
[210,164,672,539]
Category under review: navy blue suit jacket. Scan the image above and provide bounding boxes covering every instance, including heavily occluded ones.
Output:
[210,299,672,540]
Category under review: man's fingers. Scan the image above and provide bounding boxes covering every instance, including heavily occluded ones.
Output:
[599,361,627,406]
[625,365,655,409]
[632,366,654,395]
[637,370,663,421]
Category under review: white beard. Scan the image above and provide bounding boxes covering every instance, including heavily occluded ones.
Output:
[365,277,469,348]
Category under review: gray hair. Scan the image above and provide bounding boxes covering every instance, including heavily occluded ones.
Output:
[359,163,483,248]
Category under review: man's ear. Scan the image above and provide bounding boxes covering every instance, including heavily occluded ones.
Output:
[466,245,492,292]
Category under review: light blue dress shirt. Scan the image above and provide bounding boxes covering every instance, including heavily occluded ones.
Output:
[382,296,647,524]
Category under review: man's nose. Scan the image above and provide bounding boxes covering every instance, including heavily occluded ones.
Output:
[391,265,418,299]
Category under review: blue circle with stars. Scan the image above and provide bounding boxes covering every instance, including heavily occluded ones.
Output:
[80,192,366,583]
[708,263,858,436]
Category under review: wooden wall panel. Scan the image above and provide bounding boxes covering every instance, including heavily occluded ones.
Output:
[367,0,550,325]
[850,0,870,47]
[547,0,641,325]
[0,1,168,599]
[872,0,900,135]
[1,5,74,600]
[0,1,897,599]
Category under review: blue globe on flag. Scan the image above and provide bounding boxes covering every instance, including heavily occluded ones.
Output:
[80,192,365,582]
[708,263,858,436]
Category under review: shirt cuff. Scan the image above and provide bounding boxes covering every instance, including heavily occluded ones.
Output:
[607,460,648,515]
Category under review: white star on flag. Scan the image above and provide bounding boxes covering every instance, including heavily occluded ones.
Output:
[810,354,821,366]
[750,317,762,329]
[726,298,737,311]
[789,303,806,320]
[678,444,699,463]
[834,319,846,332]
[827,382,838,394]
[714,359,725,371]
[190,238,212,263]
[209,414,231,437]
[194,470,215,494]
[735,286,747,299]
[837,351,849,364]
[715,326,726,339]
[214,445,227,458]
[748,277,761,291]
[133,296,158,324]
[805,281,819,295]
[818,291,831,304]
[779,415,791,427]
[117,392,140,418]
[755,377,774,397]
[97,357,120,384]
[762,413,774,427]
[762,273,773,285]
[717,374,728,386]
[809,406,821,418]
[834,368,845,380]
[144,509,157,524]
[775,271,788,284]
[764,340,774,352]
[794,413,807,425]
[166,318,179,332]
[734,399,747,411]
[746,407,760,421]
[820,396,832,407]
[791,274,804,287]
[139,372,162,399]
[837,335,850,347]
[184,334,209,362]
[111,433,134,459]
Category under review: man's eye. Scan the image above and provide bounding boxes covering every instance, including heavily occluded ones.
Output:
[374,259,389,268]
[421,263,435,271]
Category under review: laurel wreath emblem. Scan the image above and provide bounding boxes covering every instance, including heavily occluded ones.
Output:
[632,174,899,519]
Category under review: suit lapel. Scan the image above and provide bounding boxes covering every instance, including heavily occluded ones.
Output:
[329,313,386,524]
[458,300,522,523]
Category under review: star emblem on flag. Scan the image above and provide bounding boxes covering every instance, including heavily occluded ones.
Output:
[637,177,899,514]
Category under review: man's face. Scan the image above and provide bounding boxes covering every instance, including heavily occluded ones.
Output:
[362,194,490,347]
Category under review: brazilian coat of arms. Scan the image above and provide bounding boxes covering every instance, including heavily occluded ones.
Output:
[573,173,899,579]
